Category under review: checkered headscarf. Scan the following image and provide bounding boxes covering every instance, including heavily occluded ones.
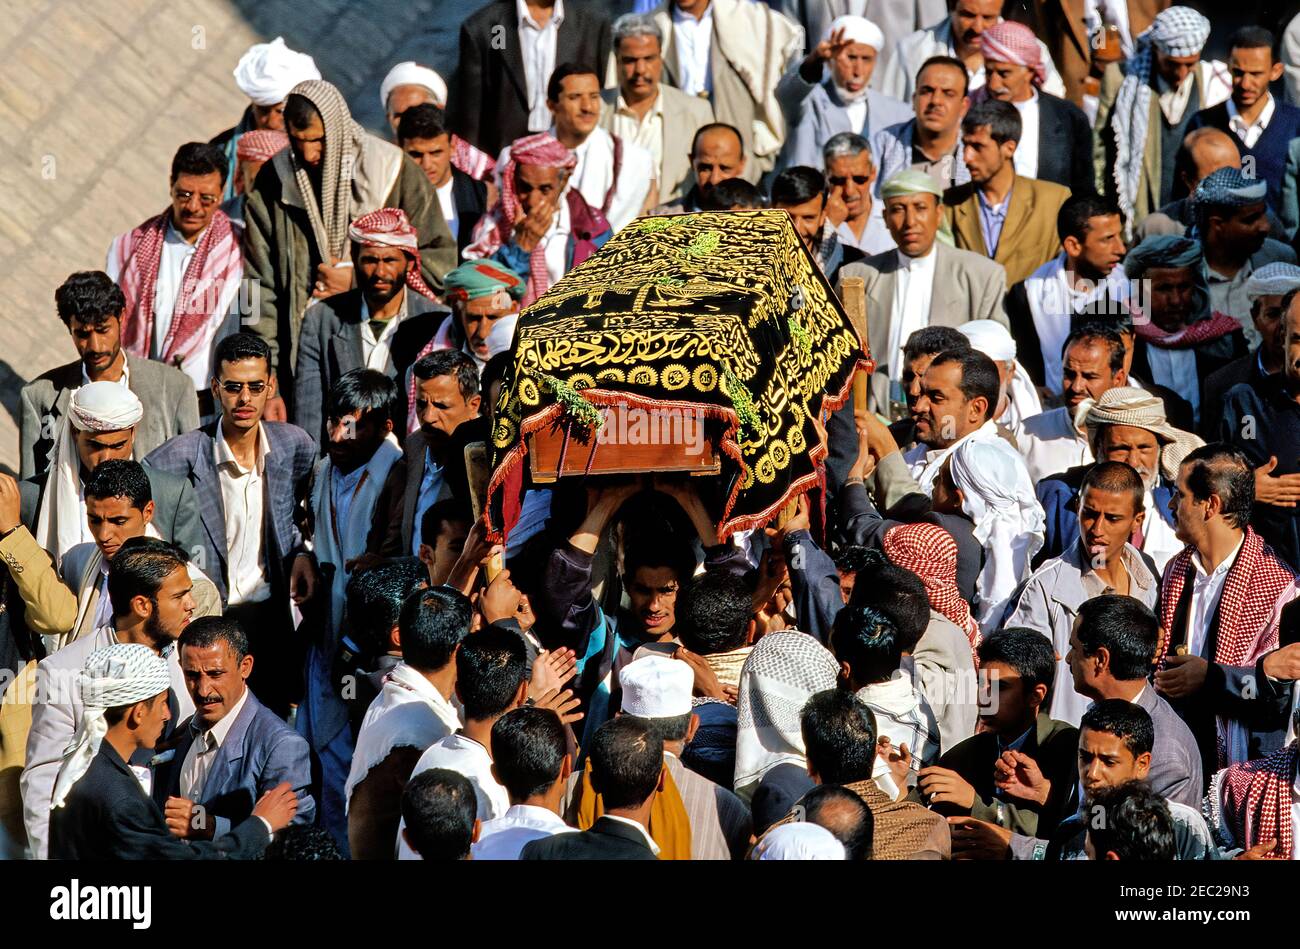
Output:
[980,21,1046,86]
[1192,166,1268,231]
[882,523,980,648]
[1147,5,1211,57]
[289,79,367,263]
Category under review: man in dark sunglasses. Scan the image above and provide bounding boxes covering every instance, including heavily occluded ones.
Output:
[144,332,319,715]
[822,132,893,256]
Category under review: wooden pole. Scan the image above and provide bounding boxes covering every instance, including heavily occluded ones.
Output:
[840,275,870,413]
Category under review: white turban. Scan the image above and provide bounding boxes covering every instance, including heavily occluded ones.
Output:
[50,644,172,810]
[380,62,448,110]
[948,439,1045,635]
[35,381,143,571]
[234,37,322,107]
[69,381,143,432]
[752,822,846,860]
[958,320,1016,361]
[1244,262,1300,303]
[825,15,885,52]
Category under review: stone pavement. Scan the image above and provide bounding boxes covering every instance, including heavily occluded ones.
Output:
[0,0,479,474]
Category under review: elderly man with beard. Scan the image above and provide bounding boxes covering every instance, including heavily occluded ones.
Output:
[1219,287,1300,573]
[432,261,525,375]
[776,15,911,172]
[1203,262,1300,417]
[1036,387,1203,575]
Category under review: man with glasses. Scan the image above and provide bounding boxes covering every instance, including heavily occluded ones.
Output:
[145,333,319,715]
[107,143,246,424]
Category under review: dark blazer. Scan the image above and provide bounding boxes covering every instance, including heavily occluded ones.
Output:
[1202,354,1267,438]
[1034,92,1095,196]
[152,690,317,828]
[143,421,317,606]
[449,0,612,157]
[1130,330,1249,419]
[450,167,488,257]
[519,814,657,861]
[293,289,452,451]
[18,355,200,482]
[931,711,1078,839]
[397,428,456,556]
[49,742,269,859]
[18,466,204,565]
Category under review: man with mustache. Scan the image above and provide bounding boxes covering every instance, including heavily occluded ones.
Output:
[601,13,715,205]
[498,63,653,234]
[295,209,453,451]
[877,0,1065,103]
[19,272,198,481]
[1035,387,1202,575]
[651,123,748,214]
[874,57,972,195]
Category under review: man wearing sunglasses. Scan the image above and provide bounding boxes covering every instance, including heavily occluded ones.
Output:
[107,142,246,424]
[144,333,319,715]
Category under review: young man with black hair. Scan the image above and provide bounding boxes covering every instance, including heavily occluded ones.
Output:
[1086,781,1179,860]
[520,717,664,860]
[346,586,470,860]
[400,350,481,558]
[540,479,749,739]
[472,706,575,860]
[831,604,940,794]
[919,626,1076,838]
[416,498,473,587]
[145,332,318,713]
[769,165,865,284]
[1006,462,1160,727]
[106,142,246,410]
[1004,194,1127,395]
[1156,443,1297,780]
[397,103,487,255]
[799,687,949,859]
[20,273,199,481]
[944,98,1069,287]
[1065,595,1202,806]
[23,538,198,859]
[156,616,316,839]
[399,768,479,860]
[605,654,751,860]
[794,783,874,861]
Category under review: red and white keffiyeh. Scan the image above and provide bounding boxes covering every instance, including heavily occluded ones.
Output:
[882,522,981,649]
[109,207,242,367]
[464,132,577,308]
[980,20,1047,87]
[1159,527,1294,766]
[1133,310,1242,349]
[349,207,441,434]
[452,135,495,181]
[237,129,289,164]
[1211,741,1297,859]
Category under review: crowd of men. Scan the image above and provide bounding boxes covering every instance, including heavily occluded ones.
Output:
[4,0,1300,862]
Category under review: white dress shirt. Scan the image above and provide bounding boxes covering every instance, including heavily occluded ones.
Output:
[178,686,252,838]
[518,0,564,132]
[887,247,937,381]
[562,126,654,232]
[1227,95,1276,149]
[1140,490,1182,576]
[215,422,271,605]
[80,354,132,389]
[600,814,661,855]
[1156,71,1196,125]
[672,2,714,96]
[611,89,665,179]
[472,804,576,860]
[1186,536,1245,660]
[436,179,458,242]
[1011,92,1039,179]
[540,198,572,288]
[150,220,201,361]
[359,291,410,373]
[1015,405,1093,483]
[397,732,510,859]
[834,84,868,137]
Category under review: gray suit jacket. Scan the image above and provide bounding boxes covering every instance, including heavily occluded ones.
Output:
[19,467,205,572]
[836,243,1009,412]
[19,355,200,481]
[153,690,317,830]
[775,69,912,171]
[293,289,451,451]
[1134,685,1204,812]
[143,421,317,606]
[599,84,714,202]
